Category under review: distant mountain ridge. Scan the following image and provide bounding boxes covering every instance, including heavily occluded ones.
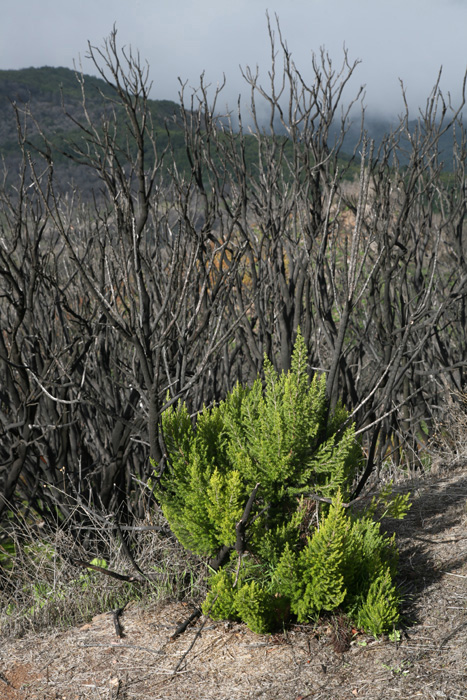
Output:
[0,66,186,194]
[0,66,462,194]
[0,66,181,127]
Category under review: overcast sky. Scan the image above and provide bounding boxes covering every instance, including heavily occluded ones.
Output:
[2,0,467,119]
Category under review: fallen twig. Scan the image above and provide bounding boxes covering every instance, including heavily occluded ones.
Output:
[71,558,160,582]
[110,605,126,638]
[171,608,202,640]
[442,571,467,579]
[77,642,164,656]
[113,517,147,578]
[172,615,209,674]
[72,559,139,582]
[71,559,146,583]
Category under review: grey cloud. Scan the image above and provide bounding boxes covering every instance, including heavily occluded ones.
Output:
[2,0,467,118]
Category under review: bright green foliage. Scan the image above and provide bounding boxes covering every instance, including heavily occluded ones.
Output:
[271,542,298,600]
[206,468,245,548]
[357,568,400,637]
[254,508,303,567]
[342,516,398,604]
[203,555,290,634]
[292,492,348,621]
[203,568,239,621]
[235,581,275,634]
[365,482,411,521]
[156,331,409,636]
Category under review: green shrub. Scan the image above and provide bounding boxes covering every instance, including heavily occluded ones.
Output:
[203,567,239,621]
[235,581,275,634]
[356,568,400,637]
[154,331,409,636]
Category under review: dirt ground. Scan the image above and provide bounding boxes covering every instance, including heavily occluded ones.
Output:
[1,465,467,700]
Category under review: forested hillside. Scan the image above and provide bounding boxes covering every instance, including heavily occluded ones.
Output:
[0,65,369,196]
[1,64,459,205]
[0,66,191,195]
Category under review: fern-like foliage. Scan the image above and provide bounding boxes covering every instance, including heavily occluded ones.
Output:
[292,491,348,621]
[155,330,409,636]
[357,568,400,637]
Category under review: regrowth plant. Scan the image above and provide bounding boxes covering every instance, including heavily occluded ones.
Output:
[154,332,410,636]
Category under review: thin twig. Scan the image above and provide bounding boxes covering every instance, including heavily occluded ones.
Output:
[77,642,164,656]
[113,517,147,578]
[172,614,209,674]
[110,605,127,638]
[71,558,158,582]
[170,608,202,640]
[305,491,371,509]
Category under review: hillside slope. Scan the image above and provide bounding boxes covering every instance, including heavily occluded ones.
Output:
[0,66,184,193]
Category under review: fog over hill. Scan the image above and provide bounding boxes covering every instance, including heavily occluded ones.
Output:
[3,0,467,120]
[0,66,464,196]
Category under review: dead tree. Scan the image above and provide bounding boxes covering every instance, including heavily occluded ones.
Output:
[0,29,245,522]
